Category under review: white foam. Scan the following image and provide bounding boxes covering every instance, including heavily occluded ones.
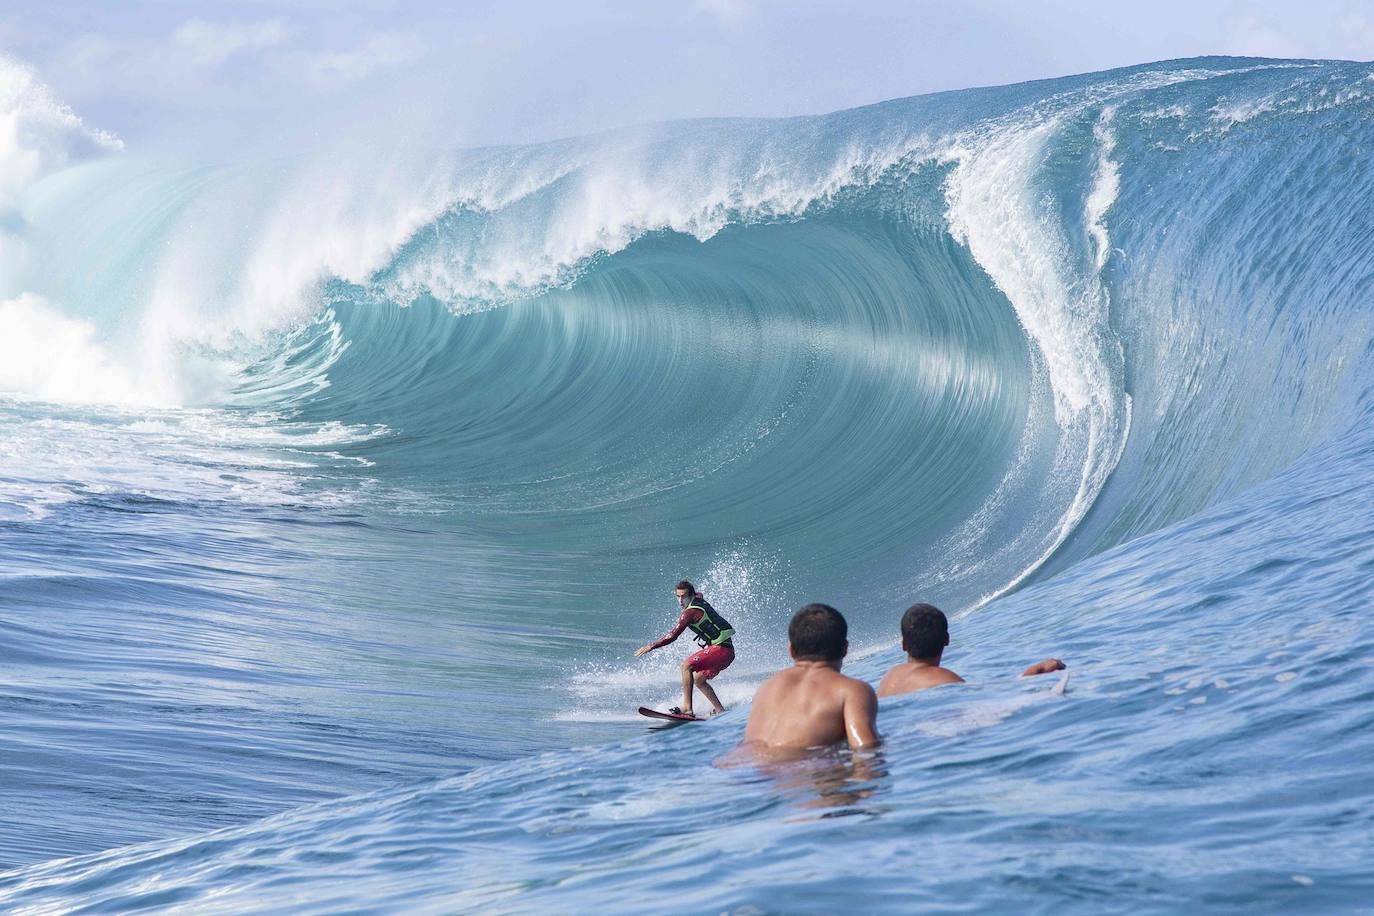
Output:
[943,114,1111,418]
[935,87,1144,608]
[1209,95,1281,127]
[0,294,152,405]
[1086,107,1120,273]
[376,131,928,309]
[0,58,222,409]
[0,394,389,521]
[929,66,1291,610]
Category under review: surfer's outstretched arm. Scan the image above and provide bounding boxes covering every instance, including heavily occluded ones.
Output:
[634,607,700,656]
[1020,658,1066,677]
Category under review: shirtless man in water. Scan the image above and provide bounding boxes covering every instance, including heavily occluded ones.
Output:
[878,602,1065,697]
[743,604,879,752]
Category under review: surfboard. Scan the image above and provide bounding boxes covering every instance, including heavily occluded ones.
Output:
[638,706,699,724]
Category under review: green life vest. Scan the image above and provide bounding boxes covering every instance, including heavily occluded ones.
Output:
[686,597,735,647]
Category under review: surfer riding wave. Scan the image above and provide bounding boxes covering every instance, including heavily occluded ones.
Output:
[635,580,736,717]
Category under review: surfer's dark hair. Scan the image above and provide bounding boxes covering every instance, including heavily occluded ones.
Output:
[675,580,696,594]
[789,603,847,662]
[901,603,949,658]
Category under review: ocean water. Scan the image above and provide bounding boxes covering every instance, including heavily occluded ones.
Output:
[2,55,1373,911]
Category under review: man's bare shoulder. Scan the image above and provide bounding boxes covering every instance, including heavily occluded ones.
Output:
[757,667,797,690]
[928,667,965,688]
[876,665,904,697]
[752,668,800,702]
[839,670,877,694]
[800,666,868,689]
[822,670,876,705]
[877,662,964,698]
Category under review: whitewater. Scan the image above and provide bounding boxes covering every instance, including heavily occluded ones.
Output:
[2,55,1373,911]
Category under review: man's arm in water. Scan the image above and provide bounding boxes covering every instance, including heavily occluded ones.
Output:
[634,607,703,656]
[844,680,881,749]
[1020,658,1067,677]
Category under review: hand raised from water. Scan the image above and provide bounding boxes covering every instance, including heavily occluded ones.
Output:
[1021,658,1066,677]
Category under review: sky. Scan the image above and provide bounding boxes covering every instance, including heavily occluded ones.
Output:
[3,0,1374,148]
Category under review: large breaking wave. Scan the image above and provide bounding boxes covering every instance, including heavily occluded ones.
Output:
[9,57,1370,610]
[5,52,1374,908]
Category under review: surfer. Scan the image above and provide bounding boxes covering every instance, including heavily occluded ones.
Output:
[742,604,880,751]
[877,603,1065,697]
[634,580,735,718]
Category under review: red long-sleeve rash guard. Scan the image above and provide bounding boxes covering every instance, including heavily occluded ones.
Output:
[649,607,703,650]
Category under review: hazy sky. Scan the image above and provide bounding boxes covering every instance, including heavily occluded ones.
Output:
[4,0,1374,145]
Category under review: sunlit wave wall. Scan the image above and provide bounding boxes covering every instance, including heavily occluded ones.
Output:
[13,58,1370,597]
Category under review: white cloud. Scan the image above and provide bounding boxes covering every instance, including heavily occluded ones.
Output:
[1222,13,1309,59]
[0,54,121,217]
[1221,9,1374,63]
[693,0,749,25]
[172,18,291,67]
[1336,14,1374,60]
[45,20,294,106]
[297,33,422,88]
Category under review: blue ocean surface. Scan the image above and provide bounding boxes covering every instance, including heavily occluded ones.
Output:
[1,56,1373,911]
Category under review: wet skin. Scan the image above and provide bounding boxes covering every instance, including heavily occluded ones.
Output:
[877,652,1064,698]
[743,655,879,752]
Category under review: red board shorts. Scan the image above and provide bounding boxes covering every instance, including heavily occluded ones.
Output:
[686,643,735,679]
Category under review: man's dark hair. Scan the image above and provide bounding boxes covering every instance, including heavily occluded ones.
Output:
[901,603,949,659]
[675,580,696,595]
[789,603,848,662]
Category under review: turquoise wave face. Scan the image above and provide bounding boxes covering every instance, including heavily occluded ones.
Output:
[3,56,1374,907]
[308,213,1038,601]
[225,56,1374,602]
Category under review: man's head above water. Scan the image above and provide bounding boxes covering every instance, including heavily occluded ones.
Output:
[879,600,1065,698]
[900,603,950,660]
[788,603,848,663]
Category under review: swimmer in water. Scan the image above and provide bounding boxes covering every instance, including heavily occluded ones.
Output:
[877,603,1065,698]
[742,603,880,752]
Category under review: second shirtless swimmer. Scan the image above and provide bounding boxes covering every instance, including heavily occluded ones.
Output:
[743,603,879,752]
[878,603,1064,697]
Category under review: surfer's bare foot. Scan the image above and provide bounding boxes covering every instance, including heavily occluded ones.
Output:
[709,707,726,717]
[670,706,695,718]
